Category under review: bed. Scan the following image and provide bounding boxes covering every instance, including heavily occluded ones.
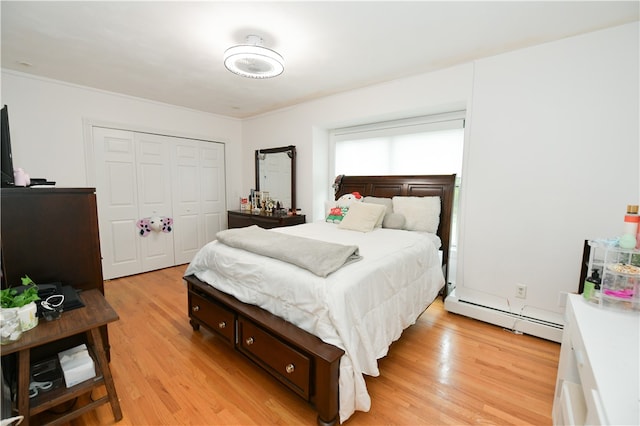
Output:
[183,174,456,425]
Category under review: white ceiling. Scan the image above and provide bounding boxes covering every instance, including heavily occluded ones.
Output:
[2,1,638,119]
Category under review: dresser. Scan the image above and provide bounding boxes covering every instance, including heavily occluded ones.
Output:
[552,294,639,425]
[1,187,103,292]
[227,210,305,229]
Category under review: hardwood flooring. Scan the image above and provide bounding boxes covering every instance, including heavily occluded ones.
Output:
[64,265,560,425]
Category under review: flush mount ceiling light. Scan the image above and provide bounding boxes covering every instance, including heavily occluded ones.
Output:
[224,35,284,79]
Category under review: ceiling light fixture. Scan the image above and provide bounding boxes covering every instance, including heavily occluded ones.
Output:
[223,35,284,79]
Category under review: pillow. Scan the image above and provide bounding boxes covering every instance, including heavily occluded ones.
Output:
[382,212,406,229]
[363,196,393,227]
[392,196,440,232]
[324,201,349,223]
[338,202,386,232]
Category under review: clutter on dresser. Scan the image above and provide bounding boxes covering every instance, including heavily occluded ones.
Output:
[584,239,640,312]
[245,188,286,216]
[581,203,640,312]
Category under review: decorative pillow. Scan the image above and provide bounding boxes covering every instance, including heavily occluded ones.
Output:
[338,202,386,232]
[392,196,440,232]
[326,205,348,223]
[363,196,393,227]
[382,212,406,229]
[326,192,364,223]
[325,200,345,223]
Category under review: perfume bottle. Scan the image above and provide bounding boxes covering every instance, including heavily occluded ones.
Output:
[583,269,601,303]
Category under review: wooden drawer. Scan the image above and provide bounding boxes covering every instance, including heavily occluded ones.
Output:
[227,210,306,229]
[238,316,311,399]
[227,213,255,229]
[189,291,235,345]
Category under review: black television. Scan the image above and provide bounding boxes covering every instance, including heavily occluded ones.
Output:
[1,105,15,187]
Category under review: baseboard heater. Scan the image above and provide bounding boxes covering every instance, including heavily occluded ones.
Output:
[445,295,564,342]
[459,299,564,329]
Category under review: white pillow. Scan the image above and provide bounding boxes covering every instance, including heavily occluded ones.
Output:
[392,196,440,232]
[363,196,393,227]
[338,202,386,232]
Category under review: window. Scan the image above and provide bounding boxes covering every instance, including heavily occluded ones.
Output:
[330,110,465,251]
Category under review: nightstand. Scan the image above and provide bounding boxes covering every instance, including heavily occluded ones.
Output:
[227,210,306,229]
[2,290,122,425]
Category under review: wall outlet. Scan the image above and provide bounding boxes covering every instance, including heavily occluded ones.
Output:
[516,284,527,299]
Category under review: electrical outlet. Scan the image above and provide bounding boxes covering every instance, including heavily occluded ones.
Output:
[516,284,527,299]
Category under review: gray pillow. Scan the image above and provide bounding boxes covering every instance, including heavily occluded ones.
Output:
[382,213,406,229]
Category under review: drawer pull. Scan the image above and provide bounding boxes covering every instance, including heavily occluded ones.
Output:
[218,321,226,329]
[285,363,295,374]
[192,305,200,312]
[245,337,254,345]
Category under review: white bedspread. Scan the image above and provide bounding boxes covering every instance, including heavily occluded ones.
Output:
[184,221,444,423]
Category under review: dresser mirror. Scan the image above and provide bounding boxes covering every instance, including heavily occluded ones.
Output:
[255,145,296,210]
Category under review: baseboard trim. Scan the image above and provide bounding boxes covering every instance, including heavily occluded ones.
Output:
[444,292,564,343]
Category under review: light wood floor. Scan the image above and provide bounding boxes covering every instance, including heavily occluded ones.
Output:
[65,265,560,425]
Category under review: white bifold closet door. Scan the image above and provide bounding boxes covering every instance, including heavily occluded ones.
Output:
[170,137,226,264]
[92,127,225,280]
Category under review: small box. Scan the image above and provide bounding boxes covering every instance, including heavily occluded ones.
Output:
[58,344,96,388]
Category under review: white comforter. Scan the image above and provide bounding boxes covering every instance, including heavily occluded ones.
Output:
[185,221,444,422]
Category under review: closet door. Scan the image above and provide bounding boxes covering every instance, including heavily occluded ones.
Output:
[93,127,141,279]
[93,128,175,279]
[135,133,175,272]
[172,138,226,264]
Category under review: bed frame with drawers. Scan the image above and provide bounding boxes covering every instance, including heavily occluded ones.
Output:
[184,174,456,426]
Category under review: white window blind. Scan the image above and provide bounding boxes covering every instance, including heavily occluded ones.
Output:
[330,111,465,177]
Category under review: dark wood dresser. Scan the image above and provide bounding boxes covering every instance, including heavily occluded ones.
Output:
[1,187,104,291]
[228,210,305,229]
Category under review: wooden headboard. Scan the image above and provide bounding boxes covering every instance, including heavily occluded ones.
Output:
[334,174,456,293]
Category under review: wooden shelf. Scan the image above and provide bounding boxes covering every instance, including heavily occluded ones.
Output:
[29,348,104,418]
[2,290,122,426]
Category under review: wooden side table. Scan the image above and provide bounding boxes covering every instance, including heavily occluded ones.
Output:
[1,290,122,425]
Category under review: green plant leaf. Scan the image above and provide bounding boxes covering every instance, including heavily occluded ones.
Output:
[1,276,40,308]
[21,275,36,286]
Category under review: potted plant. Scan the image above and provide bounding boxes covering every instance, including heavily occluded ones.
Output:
[0,276,40,336]
[1,276,40,308]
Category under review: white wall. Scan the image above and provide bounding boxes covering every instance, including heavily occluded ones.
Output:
[241,22,639,337]
[456,21,639,328]
[0,71,243,204]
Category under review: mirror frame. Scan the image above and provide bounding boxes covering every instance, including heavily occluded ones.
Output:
[255,145,296,210]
